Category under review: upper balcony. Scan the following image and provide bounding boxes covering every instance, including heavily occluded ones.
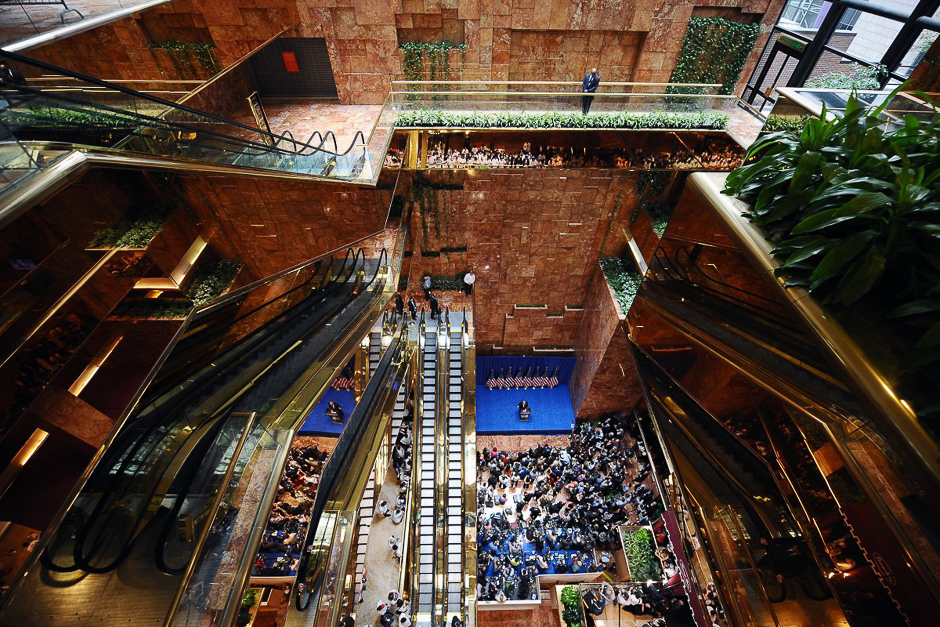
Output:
[386,79,765,142]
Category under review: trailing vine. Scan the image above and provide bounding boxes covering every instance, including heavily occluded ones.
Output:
[412,175,462,247]
[399,41,467,88]
[668,17,760,95]
[149,41,220,79]
[633,171,675,235]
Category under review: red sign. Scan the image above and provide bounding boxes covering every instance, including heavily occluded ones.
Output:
[282,52,299,73]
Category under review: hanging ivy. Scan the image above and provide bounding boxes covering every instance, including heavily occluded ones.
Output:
[412,175,462,247]
[399,41,467,87]
[149,41,220,79]
[668,17,760,95]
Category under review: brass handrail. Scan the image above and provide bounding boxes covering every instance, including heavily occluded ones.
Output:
[393,80,722,87]
[390,90,738,98]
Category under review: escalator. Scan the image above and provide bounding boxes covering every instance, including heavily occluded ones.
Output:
[635,346,842,621]
[406,309,469,627]
[0,50,391,183]
[42,249,374,575]
[414,311,439,621]
[642,249,864,416]
[291,318,413,625]
[634,346,786,542]
[442,312,467,623]
[0,246,393,627]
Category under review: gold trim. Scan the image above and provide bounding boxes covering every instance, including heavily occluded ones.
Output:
[688,172,940,484]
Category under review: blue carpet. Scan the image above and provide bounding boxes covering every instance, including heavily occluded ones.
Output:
[298,388,356,435]
[476,385,575,434]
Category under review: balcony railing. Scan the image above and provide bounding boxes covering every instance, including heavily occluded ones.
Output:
[386,80,763,132]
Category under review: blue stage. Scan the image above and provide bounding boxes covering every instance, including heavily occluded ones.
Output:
[476,385,575,434]
[298,388,356,435]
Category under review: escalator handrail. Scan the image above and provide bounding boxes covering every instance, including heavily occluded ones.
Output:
[654,248,794,329]
[0,50,366,158]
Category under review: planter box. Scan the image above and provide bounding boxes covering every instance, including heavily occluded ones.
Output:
[618,524,664,583]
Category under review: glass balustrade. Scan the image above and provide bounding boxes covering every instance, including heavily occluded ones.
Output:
[0,50,390,184]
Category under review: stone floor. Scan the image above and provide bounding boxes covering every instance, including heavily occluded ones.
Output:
[357,466,406,625]
[235,100,383,154]
[477,601,559,627]
[0,0,157,46]
[726,106,764,148]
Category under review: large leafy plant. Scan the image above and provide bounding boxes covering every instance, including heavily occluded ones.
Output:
[724,91,940,421]
[622,527,661,581]
[560,586,582,627]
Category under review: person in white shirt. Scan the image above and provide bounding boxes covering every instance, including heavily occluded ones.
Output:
[392,508,404,524]
[388,535,400,550]
[462,270,476,296]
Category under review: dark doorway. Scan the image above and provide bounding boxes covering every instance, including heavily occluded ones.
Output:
[248,37,338,99]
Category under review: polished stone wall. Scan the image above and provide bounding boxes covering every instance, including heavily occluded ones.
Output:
[168,171,395,279]
[22,0,787,104]
[402,168,640,353]
[569,265,643,417]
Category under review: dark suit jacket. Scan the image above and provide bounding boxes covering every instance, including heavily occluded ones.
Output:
[582,72,600,93]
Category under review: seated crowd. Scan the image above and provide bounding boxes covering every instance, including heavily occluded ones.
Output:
[385,140,742,171]
[253,442,329,577]
[476,414,662,603]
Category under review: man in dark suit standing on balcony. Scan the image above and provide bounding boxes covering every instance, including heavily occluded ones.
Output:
[581,68,600,115]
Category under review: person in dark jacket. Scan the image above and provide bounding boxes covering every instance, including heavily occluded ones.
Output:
[581,68,600,115]
[407,296,417,321]
[394,292,404,318]
[429,293,441,320]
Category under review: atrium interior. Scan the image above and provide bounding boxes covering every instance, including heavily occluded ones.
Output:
[0,1,938,627]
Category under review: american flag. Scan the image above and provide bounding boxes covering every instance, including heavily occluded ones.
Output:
[548,368,559,388]
[532,368,544,388]
[515,368,526,388]
[333,376,352,390]
[485,369,497,390]
[496,369,508,389]
[522,368,534,388]
[538,367,550,387]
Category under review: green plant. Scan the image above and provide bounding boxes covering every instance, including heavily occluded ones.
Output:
[395,109,729,130]
[806,64,886,90]
[763,114,814,134]
[186,260,243,306]
[724,90,940,424]
[669,17,760,95]
[645,201,674,235]
[599,257,642,314]
[1,106,141,132]
[399,41,467,85]
[149,41,219,78]
[111,298,193,319]
[622,527,662,581]
[560,586,582,627]
[88,205,173,249]
[430,274,463,291]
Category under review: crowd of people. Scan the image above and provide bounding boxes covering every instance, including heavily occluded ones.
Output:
[582,581,691,625]
[253,442,328,577]
[477,414,663,603]
[384,139,742,171]
[377,416,413,527]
